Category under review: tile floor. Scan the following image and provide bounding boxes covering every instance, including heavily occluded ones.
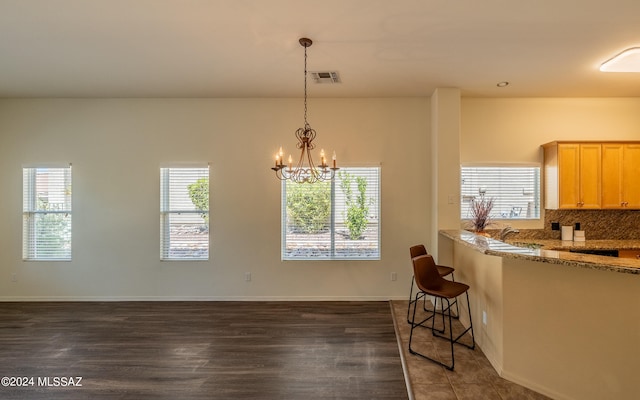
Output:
[391,300,551,400]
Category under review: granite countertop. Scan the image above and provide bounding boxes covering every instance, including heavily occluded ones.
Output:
[439,230,640,275]
[505,238,640,251]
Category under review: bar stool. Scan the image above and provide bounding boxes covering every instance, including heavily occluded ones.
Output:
[406,245,458,324]
[408,254,475,370]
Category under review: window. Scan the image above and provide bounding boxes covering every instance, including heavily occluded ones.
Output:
[23,166,72,261]
[160,166,209,260]
[461,165,540,220]
[282,166,380,260]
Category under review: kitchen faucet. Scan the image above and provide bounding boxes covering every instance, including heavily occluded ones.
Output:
[499,225,520,241]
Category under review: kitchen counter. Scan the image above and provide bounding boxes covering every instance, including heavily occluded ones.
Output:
[506,238,640,251]
[439,230,640,275]
[437,230,640,400]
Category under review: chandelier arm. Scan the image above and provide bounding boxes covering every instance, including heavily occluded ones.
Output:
[274,167,284,181]
[302,141,316,183]
[307,136,325,182]
[306,147,318,182]
[296,139,306,167]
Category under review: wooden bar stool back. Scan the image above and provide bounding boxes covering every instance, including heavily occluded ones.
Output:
[406,245,457,324]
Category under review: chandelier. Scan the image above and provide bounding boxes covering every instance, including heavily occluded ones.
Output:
[272,37,338,183]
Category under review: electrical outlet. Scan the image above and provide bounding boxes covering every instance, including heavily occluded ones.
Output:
[482,310,487,325]
[390,272,397,281]
[11,273,17,282]
[245,272,251,282]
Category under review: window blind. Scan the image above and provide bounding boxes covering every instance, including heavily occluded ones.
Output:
[282,166,380,260]
[160,167,209,260]
[461,166,540,220]
[23,166,72,261]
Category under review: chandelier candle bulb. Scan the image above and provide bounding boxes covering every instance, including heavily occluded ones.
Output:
[288,155,292,170]
[332,151,336,168]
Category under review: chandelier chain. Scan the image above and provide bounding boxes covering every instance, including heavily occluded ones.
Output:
[303,43,308,128]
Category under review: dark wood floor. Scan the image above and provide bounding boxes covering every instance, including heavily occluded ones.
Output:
[0,301,408,400]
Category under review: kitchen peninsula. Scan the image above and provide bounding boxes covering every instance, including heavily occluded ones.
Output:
[438,230,640,400]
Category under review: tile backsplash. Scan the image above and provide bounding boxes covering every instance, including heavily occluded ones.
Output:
[518,209,640,240]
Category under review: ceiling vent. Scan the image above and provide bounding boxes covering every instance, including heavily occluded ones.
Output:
[310,71,341,84]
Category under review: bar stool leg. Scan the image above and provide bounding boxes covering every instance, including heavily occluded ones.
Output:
[410,291,475,371]
[450,273,460,319]
[406,276,415,324]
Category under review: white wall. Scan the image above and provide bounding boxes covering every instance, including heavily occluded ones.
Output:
[452,241,504,374]
[0,98,430,300]
[430,88,461,259]
[502,257,640,400]
[461,98,640,164]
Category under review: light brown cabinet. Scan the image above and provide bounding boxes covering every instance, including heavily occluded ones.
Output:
[544,141,640,210]
[618,249,640,260]
[602,143,640,208]
[543,142,601,209]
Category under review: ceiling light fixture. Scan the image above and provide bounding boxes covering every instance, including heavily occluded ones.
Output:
[272,38,338,183]
[496,81,509,87]
[600,47,640,72]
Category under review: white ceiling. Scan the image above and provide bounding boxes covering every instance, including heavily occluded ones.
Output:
[1,0,640,98]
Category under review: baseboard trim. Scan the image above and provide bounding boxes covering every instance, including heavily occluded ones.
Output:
[500,370,570,400]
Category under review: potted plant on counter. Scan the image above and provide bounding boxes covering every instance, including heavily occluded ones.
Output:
[468,195,495,236]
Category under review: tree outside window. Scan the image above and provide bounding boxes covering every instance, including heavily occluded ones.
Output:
[160,167,209,260]
[282,166,380,260]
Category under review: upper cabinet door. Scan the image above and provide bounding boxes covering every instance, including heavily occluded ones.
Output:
[601,143,640,209]
[601,144,624,208]
[547,142,602,209]
[622,144,640,208]
[557,143,581,208]
[578,143,602,209]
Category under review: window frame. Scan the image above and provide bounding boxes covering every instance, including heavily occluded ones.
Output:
[460,163,541,221]
[281,165,381,261]
[22,164,73,261]
[160,165,210,261]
